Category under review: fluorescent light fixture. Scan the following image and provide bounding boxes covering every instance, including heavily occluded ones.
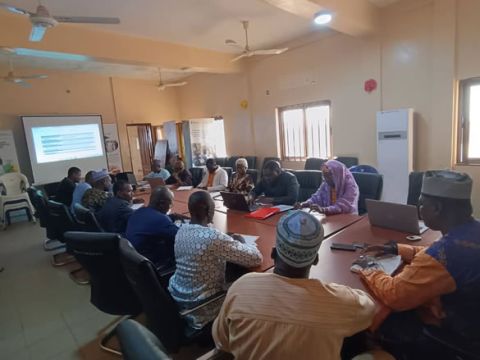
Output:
[313,11,333,25]
[14,48,90,62]
[29,25,47,42]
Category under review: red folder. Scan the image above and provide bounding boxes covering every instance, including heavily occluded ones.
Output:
[245,207,280,220]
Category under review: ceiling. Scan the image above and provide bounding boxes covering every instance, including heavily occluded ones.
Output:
[2,0,325,53]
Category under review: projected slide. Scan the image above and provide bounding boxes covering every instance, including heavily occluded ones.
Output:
[32,124,104,164]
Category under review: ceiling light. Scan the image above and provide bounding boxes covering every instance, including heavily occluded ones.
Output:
[313,11,333,25]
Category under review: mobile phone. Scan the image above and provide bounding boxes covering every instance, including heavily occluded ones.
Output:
[330,243,357,251]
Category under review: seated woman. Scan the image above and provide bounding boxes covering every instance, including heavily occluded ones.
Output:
[228,158,254,194]
[297,159,359,215]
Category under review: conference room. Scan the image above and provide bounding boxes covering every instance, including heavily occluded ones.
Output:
[0,0,479,359]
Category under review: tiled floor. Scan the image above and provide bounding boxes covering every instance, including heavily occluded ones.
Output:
[0,220,119,360]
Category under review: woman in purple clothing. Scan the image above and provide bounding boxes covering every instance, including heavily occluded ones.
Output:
[296,159,359,215]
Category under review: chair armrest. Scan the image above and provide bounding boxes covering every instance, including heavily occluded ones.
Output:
[180,292,227,317]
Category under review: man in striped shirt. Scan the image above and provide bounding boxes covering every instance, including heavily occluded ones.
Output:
[212,210,376,359]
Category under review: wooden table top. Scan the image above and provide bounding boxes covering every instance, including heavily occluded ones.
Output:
[309,217,441,290]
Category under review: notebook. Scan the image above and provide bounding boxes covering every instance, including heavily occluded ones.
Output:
[245,207,280,220]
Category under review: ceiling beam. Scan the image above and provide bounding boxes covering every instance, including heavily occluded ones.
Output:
[263,0,379,36]
[0,13,241,74]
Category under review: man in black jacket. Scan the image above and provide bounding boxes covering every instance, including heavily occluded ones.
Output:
[55,167,81,206]
[252,161,299,205]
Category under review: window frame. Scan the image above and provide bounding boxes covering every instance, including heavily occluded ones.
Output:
[277,100,331,162]
[457,78,480,165]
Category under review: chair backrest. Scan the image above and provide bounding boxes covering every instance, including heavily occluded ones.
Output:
[119,238,185,353]
[74,203,104,232]
[28,188,49,228]
[214,157,228,167]
[64,232,142,315]
[41,182,61,199]
[47,200,79,242]
[189,167,204,187]
[0,172,29,196]
[335,156,359,168]
[116,320,171,360]
[407,171,424,206]
[244,156,257,169]
[349,165,379,174]
[223,167,233,183]
[226,156,240,169]
[291,170,323,202]
[304,158,328,171]
[246,169,258,185]
[352,172,383,215]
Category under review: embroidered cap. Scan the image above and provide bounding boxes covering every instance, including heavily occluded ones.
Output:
[421,170,472,200]
[276,210,324,268]
[91,169,109,183]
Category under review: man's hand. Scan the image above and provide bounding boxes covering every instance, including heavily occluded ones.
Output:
[309,204,325,213]
[197,186,207,190]
[231,234,245,243]
[362,242,398,257]
[256,195,273,205]
[294,202,310,209]
[132,198,144,204]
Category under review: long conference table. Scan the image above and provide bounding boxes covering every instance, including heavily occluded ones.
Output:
[135,187,442,325]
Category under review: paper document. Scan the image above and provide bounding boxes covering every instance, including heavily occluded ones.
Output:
[177,186,193,191]
[236,234,259,247]
[210,191,221,198]
[350,255,402,275]
[130,203,144,210]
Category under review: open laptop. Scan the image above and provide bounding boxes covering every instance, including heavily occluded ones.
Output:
[366,199,428,235]
[146,177,165,190]
[220,192,258,212]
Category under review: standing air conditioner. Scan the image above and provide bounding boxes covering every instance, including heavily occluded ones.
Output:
[376,108,414,204]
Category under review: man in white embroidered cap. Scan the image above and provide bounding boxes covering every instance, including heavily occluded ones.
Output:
[360,170,480,359]
[212,210,376,359]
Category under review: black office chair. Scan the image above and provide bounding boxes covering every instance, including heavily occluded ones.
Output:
[74,203,104,232]
[291,170,323,202]
[352,172,383,215]
[189,167,204,187]
[119,239,223,354]
[246,169,258,185]
[47,200,80,266]
[42,182,61,199]
[116,320,171,360]
[214,157,228,167]
[244,156,257,169]
[223,167,233,183]
[334,156,359,168]
[65,232,142,355]
[304,157,328,170]
[407,171,424,206]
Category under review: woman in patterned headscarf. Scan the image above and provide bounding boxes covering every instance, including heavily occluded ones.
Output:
[297,159,359,215]
[228,158,254,194]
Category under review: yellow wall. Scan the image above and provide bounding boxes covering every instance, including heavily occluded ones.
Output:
[0,68,180,177]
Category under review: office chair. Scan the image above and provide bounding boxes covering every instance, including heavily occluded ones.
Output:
[304,158,328,171]
[352,172,384,215]
[64,232,142,355]
[407,171,424,206]
[291,170,323,202]
[74,203,104,232]
[334,156,359,168]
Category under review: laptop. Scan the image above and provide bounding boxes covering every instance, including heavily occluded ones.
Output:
[366,199,428,235]
[146,177,165,190]
[220,191,258,212]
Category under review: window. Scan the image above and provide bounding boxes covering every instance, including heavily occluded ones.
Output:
[278,101,331,161]
[457,78,480,164]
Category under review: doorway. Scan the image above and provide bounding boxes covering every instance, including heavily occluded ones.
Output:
[126,124,154,180]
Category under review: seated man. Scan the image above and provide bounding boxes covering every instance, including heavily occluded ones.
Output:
[252,160,299,205]
[144,159,170,180]
[197,158,228,192]
[55,167,81,207]
[81,169,112,213]
[96,180,134,236]
[213,210,376,359]
[165,159,192,186]
[360,170,480,358]
[126,186,182,269]
[70,170,94,214]
[168,191,262,329]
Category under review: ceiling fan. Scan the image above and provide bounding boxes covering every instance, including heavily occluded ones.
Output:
[156,69,187,91]
[0,1,120,42]
[226,21,288,62]
[2,60,47,87]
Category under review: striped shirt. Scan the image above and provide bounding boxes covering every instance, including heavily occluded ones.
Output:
[213,272,376,360]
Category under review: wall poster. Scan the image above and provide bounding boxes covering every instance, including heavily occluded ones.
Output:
[0,130,20,175]
[103,123,123,174]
